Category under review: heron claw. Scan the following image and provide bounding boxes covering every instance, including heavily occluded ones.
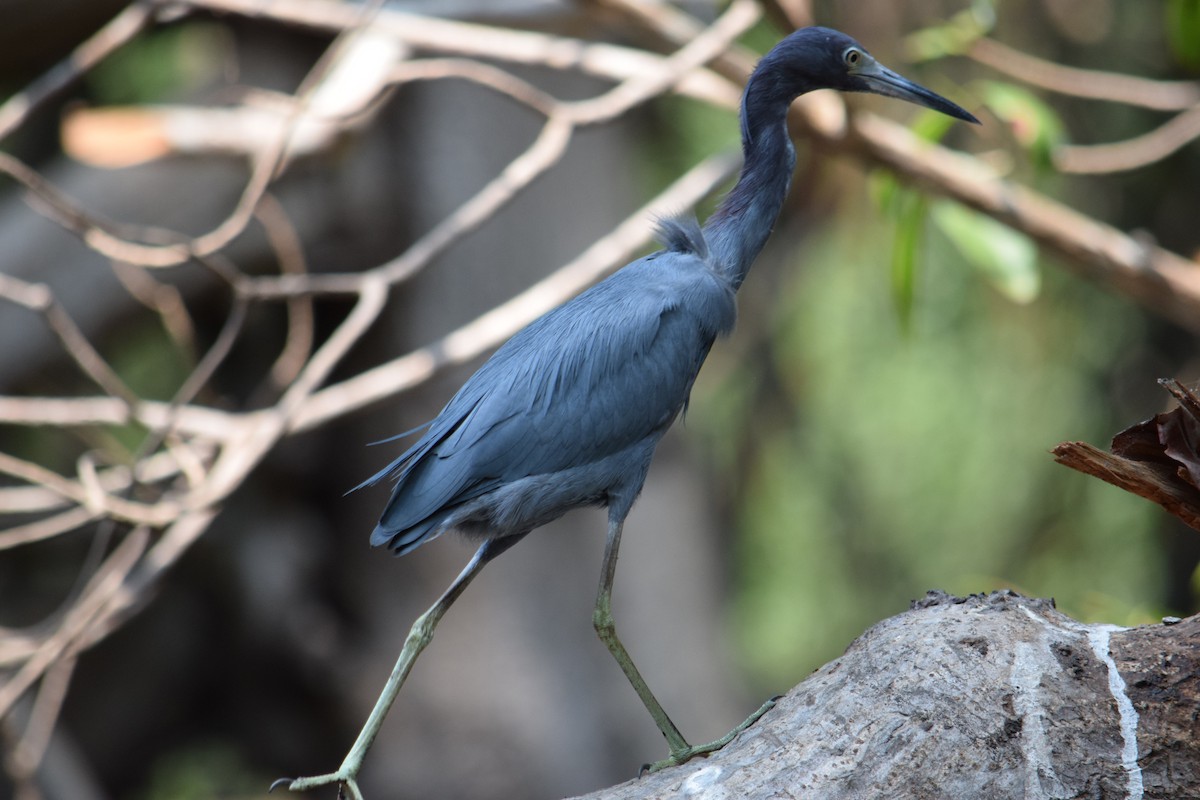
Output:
[642,695,778,774]
[269,771,364,800]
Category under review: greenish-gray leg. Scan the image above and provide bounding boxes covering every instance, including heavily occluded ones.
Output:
[592,518,692,757]
[274,542,496,798]
[592,516,777,773]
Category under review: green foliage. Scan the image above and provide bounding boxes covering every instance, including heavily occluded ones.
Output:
[930,200,1039,303]
[100,317,193,459]
[696,211,1162,687]
[108,317,193,401]
[642,93,740,225]
[905,0,996,61]
[138,741,261,800]
[979,81,1066,170]
[873,166,1039,326]
[1167,0,1200,71]
[887,186,928,332]
[86,23,231,106]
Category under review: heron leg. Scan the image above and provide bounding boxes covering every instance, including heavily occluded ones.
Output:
[592,516,692,757]
[276,538,513,798]
[592,516,777,773]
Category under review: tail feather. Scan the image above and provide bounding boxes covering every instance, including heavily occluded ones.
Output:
[371,514,445,554]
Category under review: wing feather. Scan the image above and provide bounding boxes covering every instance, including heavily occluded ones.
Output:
[369,248,736,549]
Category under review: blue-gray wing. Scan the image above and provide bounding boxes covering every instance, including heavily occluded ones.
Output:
[365,247,735,552]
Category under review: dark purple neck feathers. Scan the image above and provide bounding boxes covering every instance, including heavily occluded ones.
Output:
[702,57,805,291]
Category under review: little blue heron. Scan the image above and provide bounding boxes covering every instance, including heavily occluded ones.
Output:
[280,26,977,798]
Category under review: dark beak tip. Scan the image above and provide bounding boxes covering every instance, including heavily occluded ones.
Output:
[863,69,981,127]
[934,98,980,126]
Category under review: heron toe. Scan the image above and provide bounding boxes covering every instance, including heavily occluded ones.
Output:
[643,695,778,774]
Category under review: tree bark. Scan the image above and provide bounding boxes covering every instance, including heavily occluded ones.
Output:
[573,590,1199,800]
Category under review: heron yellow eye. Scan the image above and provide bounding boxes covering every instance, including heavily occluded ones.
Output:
[844,48,862,68]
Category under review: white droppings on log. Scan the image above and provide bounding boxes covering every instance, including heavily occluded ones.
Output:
[1010,636,1068,799]
[680,765,725,797]
[1086,625,1144,800]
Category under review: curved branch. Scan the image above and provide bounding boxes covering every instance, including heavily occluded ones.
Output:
[969,36,1200,111]
[828,109,1200,332]
[1055,104,1200,174]
[0,1,157,142]
[187,0,740,110]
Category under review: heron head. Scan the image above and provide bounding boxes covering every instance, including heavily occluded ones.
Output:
[771,27,979,124]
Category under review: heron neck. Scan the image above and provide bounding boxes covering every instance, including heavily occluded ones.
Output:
[703,84,797,291]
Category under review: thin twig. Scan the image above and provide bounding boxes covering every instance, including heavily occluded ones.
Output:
[1055,104,1200,174]
[0,452,181,527]
[186,0,740,108]
[0,1,158,141]
[0,394,242,441]
[1,2,405,271]
[253,196,311,391]
[245,0,757,300]
[969,37,1200,111]
[567,0,759,126]
[0,446,213,513]
[5,652,77,785]
[835,111,1200,331]
[111,262,198,360]
[0,528,149,720]
[0,269,139,408]
[388,58,560,116]
[0,508,100,551]
[187,278,388,509]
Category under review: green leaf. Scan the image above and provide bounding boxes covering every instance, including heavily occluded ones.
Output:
[868,170,903,217]
[1167,0,1200,71]
[86,23,231,106]
[891,191,929,331]
[870,171,929,330]
[979,81,1066,169]
[905,0,996,61]
[910,108,962,144]
[931,201,1040,303]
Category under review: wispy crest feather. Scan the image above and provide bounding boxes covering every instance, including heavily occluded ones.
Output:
[653,214,708,259]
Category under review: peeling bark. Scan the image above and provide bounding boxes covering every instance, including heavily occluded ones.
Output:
[572,591,1199,800]
[1054,379,1200,532]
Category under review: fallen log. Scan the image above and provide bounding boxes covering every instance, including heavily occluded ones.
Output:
[574,590,1198,800]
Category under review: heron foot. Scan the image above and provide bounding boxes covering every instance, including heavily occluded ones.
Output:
[642,695,778,774]
[270,770,364,800]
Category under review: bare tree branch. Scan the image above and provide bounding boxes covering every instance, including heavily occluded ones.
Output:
[188,0,741,108]
[0,1,158,142]
[0,266,138,406]
[1055,104,1200,174]
[255,193,314,391]
[0,527,149,721]
[832,110,1200,331]
[968,36,1200,111]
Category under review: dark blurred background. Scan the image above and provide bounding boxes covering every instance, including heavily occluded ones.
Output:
[1,0,1197,798]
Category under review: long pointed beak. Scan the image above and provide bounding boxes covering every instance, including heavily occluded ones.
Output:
[856,61,979,124]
